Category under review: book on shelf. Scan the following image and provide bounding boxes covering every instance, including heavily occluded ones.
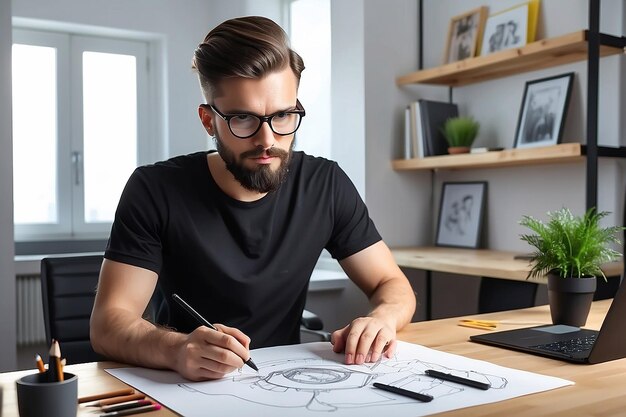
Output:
[404,106,411,159]
[408,102,424,158]
[418,99,459,157]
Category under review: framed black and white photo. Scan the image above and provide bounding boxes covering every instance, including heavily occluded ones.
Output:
[436,182,487,248]
[480,3,528,56]
[443,7,488,64]
[513,72,574,149]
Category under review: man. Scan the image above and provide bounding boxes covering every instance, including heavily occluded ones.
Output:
[90,16,415,382]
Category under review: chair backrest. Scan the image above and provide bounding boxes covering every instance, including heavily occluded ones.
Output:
[40,255,106,365]
[300,309,331,342]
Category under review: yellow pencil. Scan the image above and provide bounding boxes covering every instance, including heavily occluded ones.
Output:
[458,322,495,331]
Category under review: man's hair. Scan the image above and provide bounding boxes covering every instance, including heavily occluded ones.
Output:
[192,16,305,101]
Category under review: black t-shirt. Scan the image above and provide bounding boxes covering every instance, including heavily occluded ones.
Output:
[105,150,381,348]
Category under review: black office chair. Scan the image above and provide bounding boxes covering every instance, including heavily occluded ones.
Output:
[300,310,332,342]
[41,255,107,365]
[477,277,539,314]
[41,254,171,364]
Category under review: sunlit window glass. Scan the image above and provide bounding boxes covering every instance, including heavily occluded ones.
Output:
[289,0,331,158]
[82,51,137,223]
[12,44,58,224]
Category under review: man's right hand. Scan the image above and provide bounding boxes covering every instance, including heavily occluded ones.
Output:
[174,324,252,381]
[91,260,254,382]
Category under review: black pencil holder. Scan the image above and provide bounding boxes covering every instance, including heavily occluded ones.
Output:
[16,372,78,417]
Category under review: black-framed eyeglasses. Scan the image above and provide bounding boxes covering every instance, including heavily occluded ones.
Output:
[204,99,306,139]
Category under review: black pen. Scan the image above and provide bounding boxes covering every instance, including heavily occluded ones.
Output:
[99,403,161,417]
[373,382,433,402]
[425,369,490,390]
[172,293,259,371]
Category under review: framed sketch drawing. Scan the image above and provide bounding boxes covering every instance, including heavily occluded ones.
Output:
[480,2,528,56]
[436,182,487,248]
[513,72,574,149]
[443,6,488,64]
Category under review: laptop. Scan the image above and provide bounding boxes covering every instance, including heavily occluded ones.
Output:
[470,279,626,364]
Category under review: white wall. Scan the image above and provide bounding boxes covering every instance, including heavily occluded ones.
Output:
[1,0,18,371]
[330,0,433,246]
[362,0,435,246]
[330,0,366,197]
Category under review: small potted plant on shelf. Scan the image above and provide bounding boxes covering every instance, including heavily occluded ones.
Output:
[519,207,623,327]
[442,116,480,154]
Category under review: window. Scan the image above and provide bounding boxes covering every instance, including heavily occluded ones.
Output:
[286,0,332,159]
[12,29,152,240]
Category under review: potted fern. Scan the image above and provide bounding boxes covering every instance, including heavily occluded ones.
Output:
[520,208,623,327]
[442,116,480,154]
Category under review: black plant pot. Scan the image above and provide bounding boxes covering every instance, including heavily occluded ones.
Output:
[547,274,597,327]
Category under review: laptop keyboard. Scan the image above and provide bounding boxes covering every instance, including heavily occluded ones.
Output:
[531,334,597,355]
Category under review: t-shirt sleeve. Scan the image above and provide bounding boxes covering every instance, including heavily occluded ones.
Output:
[325,163,382,260]
[104,167,164,274]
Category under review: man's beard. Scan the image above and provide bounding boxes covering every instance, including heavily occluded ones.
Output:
[214,133,293,193]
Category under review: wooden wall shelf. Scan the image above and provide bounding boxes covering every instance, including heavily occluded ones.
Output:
[392,143,586,171]
[396,30,625,87]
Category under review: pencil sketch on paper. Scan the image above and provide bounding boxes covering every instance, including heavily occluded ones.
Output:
[106,341,574,417]
[177,355,508,412]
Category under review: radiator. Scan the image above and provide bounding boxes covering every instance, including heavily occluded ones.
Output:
[16,274,46,346]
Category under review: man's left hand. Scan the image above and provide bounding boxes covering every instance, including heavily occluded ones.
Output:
[330,316,397,365]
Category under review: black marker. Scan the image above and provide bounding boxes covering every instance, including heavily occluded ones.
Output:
[373,382,434,402]
[172,293,259,372]
[425,369,490,390]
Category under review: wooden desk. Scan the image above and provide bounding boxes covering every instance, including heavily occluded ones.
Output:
[393,246,623,319]
[1,301,623,416]
[392,246,623,283]
[397,300,626,416]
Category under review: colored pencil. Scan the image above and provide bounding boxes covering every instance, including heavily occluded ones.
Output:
[87,393,147,407]
[101,400,153,413]
[35,354,45,373]
[79,388,135,404]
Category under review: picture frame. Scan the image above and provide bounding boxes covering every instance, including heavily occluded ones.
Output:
[436,182,487,249]
[480,2,529,56]
[513,72,574,149]
[443,6,488,64]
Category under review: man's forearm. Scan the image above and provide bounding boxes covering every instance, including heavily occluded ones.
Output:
[91,308,184,370]
[367,277,416,331]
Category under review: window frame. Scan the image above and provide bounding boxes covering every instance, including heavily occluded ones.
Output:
[12,28,153,241]
[70,35,150,236]
[12,29,72,240]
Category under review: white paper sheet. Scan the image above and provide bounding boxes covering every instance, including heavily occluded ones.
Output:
[106,341,573,417]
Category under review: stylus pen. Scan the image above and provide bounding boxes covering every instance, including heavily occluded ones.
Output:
[99,403,161,417]
[172,293,259,372]
[425,369,490,390]
[373,382,433,402]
